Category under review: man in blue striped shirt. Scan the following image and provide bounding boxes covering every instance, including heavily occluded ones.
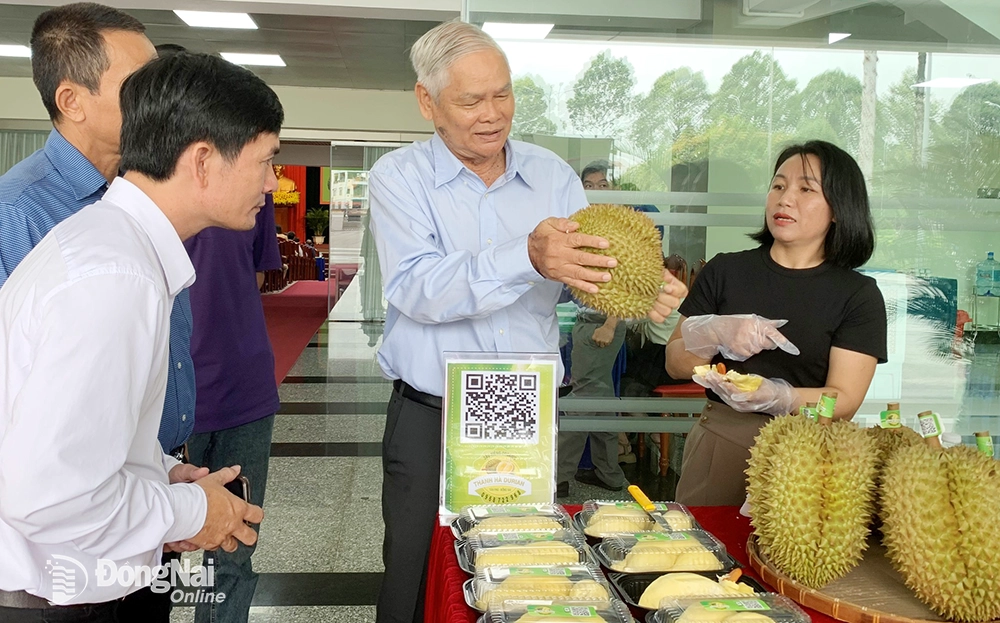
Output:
[0,6,202,619]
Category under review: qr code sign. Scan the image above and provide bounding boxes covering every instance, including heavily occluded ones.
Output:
[460,371,539,443]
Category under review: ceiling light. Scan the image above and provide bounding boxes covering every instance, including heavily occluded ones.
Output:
[0,44,30,57]
[221,53,285,67]
[912,77,991,89]
[828,32,851,44]
[174,10,257,29]
[482,22,554,40]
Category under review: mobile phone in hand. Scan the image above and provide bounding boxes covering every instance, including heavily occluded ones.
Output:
[224,475,250,503]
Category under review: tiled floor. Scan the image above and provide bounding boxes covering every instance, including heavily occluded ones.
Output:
[169,317,681,622]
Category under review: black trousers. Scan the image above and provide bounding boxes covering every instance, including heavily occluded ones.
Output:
[376,386,442,623]
[0,602,118,623]
[115,551,179,623]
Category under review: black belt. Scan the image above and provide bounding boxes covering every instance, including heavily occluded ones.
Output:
[393,379,442,410]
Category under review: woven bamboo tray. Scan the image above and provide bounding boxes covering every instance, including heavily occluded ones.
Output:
[747,534,997,623]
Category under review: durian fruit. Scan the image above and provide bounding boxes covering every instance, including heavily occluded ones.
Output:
[585,513,656,537]
[660,509,695,530]
[584,507,692,536]
[474,541,581,568]
[677,606,775,623]
[866,425,922,512]
[880,442,1000,622]
[567,204,663,319]
[608,539,722,572]
[476,576,574,609]
[638,572,754,609]
[868,425,923,473]
[514,613,608,623]
[464,515,564,537]
[476,577,611,609]
[569,579,610,601]
[746,414,878,588]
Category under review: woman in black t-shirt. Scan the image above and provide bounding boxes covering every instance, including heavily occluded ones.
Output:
[665,140,887,506]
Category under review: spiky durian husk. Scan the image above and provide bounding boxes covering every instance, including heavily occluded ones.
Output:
[746,415,878,588]
[866,426,922,513]
[567,204,663,319]
[868,426,923,472]
[880,444,1000,622]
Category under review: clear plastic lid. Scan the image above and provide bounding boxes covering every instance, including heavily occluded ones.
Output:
[454,504,573,538]
[578,500,698,537]
[465,564,612,611]
[596,531,730,573]
[480,599,634,623]
[461,530,592,572]
[652,593,811,623]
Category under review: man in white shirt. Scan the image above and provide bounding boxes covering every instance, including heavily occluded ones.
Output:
[0,52,282,622]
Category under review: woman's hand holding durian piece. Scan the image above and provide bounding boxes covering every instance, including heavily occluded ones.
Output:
[682,314,800,361]
[696,369,799,416]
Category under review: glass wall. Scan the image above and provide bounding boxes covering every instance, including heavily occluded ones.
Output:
[467,0,1000,439]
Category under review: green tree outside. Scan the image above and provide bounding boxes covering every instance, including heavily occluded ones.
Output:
[566,50,637,137]
[512,75,557,136]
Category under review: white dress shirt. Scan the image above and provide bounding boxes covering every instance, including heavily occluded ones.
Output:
[0,178,207,604]
[368,135,588,396]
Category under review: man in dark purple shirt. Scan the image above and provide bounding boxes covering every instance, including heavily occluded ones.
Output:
[183,194,282,623]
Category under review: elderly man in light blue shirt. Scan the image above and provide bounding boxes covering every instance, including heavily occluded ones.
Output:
[367,21,686,623]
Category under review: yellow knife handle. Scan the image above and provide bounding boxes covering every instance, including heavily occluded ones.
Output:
[627,485,656,512]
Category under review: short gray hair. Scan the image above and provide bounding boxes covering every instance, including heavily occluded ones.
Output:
[410,20,510,99]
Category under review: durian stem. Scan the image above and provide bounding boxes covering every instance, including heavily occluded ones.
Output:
[917,410,943,448]
[975,431,994,457]
[817,392,837,425]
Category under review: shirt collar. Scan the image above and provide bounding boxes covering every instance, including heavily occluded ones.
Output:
[430,133,534,190]
[43,128,108,202]
[102,178,196,296]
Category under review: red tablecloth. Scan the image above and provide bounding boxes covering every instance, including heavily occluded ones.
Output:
[425,505,837,623]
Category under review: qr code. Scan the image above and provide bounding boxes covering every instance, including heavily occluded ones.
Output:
[460,371,539,443]
[567,607,596,616]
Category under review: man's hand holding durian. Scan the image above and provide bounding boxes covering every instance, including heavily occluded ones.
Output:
[694,368,799,416]
[527,216,687,323]
[681,313,800,361]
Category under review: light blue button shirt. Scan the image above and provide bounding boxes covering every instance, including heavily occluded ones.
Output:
[368,134,588,396]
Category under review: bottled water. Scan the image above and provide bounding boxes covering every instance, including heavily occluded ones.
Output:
[974,252,1000,330]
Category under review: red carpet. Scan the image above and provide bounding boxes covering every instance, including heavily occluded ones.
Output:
[263,281,329,384]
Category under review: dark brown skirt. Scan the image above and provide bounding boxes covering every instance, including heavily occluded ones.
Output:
[674,401,771,506]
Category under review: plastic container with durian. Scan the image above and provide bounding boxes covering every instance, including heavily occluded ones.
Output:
[574,500,699,538]
[595,531,733,574]
[608,570,767,613]
[647,593,810,623]
[463,564,612,611]
[456,530,593,574]
[477,598,634,623]
[452,504,573,539]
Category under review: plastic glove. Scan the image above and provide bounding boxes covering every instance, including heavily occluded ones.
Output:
[681,314,801,362]
[693,370,799,416]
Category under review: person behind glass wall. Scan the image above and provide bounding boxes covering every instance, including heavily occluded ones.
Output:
[556,160,631,497]
[0,51,282,623]
[665,140,887,506]
[0,7,201,620]
[366,21,687,623]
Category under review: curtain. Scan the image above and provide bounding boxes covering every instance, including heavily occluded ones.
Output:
[283,165,308,237]
[0,130,49,176]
